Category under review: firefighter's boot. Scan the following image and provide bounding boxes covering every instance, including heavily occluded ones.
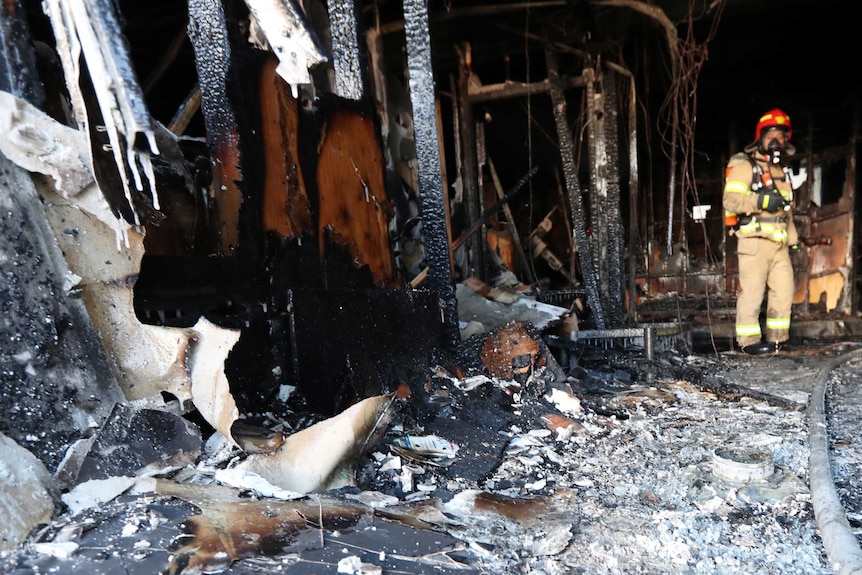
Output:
[740,341,773,355]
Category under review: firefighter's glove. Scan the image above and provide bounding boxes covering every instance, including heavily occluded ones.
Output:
[757,189,785,212]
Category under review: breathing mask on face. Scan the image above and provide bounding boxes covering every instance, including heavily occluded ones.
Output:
[765,137,783,164]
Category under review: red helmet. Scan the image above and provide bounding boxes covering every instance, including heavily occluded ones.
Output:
[755,108,792,141]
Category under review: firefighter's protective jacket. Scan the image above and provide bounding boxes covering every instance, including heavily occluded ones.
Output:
[723,151,798,246]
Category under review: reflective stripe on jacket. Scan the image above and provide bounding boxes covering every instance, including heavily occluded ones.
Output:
[722,152,798,246]
[737,216,789,243]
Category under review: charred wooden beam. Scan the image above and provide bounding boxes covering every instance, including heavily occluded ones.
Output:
[606,91,626,299]
[456,43,485,279]
[467,76,585,104]
[623,72,640,321]
[545,46,606,329]
[168,84,202,135]
[585,68,607,319]
[187,0,243,253]
[586,67,625,326]
[258,58,312,240]
[315,99,395,286]
[327,0,364,100]
[403,0,460,348]
[488,157,536,284]
[451,165,538,252]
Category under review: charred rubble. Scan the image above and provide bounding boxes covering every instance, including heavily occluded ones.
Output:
[1,0,862,573]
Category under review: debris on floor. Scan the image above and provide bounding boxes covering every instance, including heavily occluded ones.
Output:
[234,393,398,494]
[4,342,862,574]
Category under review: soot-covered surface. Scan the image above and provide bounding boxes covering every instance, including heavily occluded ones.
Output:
[0,157,124,473]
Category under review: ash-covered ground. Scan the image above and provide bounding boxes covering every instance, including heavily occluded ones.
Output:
[355,343,845,575]
[3,340,862,575]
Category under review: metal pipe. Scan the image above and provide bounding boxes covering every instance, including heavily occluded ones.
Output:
[644,326,654,359]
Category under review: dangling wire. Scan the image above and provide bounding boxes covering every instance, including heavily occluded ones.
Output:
[595,0,726,353]
[653,0,726,355]
[524,1,540,289]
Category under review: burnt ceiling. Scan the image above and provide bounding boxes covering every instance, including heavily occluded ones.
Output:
[22,0,861,159]
[427,0,859,152]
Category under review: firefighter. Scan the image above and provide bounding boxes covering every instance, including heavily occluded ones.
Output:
[723,108,799,355]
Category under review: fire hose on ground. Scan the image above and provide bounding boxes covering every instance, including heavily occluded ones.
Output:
[808,345,862,575]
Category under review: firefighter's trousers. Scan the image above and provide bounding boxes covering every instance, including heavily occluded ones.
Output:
[735,236,793,347]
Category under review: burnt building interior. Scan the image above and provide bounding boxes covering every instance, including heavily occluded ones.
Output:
[131,1,851,387]
[1,0,861,567]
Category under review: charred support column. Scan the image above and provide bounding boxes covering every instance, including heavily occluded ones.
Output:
[187,0,243,253]
[403,0,460,348]
[327,0,364,100]
[585,67,625,327]
[603,71,625,325]
[608,64,640,321]
[584,68,606,314]
[456,43,485,279]
[545,47,606,329]
[625,73,640,321]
